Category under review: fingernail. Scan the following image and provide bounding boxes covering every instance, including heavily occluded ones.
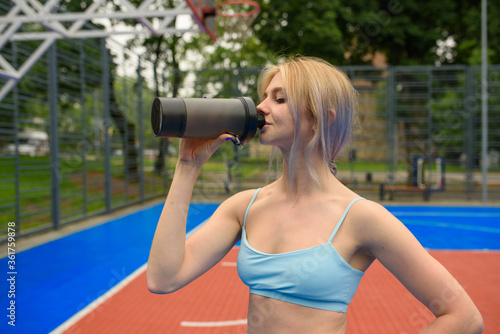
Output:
[225,137,232,141]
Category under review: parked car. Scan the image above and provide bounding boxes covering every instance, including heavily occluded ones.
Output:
[5,130,49,156]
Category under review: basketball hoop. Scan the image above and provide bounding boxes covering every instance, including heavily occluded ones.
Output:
[216,0,261,18]
[215,0,261,42]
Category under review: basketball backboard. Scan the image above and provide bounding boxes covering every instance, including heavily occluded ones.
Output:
[185,0,217,41]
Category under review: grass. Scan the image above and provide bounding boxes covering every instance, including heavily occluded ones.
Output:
[0,155,166,236]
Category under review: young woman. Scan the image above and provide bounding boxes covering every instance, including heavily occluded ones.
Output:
[147,57,483,333]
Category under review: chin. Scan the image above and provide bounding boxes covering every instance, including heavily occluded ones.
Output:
[258,130,267,144]
[258,136,271,145]
[258,130,291,147]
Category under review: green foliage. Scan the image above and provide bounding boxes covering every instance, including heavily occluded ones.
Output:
[251,0,499,66]
[254,0,348,64]
[451,0,500,65]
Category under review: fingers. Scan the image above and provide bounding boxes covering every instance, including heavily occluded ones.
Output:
[177,134,236,167]
[211,134,235,151]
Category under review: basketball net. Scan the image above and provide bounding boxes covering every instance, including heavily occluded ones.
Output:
[216,0,261,43]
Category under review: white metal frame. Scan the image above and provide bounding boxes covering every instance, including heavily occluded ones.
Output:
[0,0,202,101]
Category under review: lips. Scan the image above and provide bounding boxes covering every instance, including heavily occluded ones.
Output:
[261,122,271,129]
[259,122,270,132]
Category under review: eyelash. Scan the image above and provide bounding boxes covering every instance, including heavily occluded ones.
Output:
[275,98,286,104]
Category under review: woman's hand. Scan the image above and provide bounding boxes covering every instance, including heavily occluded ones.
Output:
[177,134,234,169]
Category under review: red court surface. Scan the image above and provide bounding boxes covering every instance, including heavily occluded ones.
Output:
[63,248,500,333]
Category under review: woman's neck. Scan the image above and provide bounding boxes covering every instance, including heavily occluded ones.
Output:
[278,149,335,197]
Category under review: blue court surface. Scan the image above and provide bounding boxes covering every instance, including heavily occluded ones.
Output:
[1,203,499,334]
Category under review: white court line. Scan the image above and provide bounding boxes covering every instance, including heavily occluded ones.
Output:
[50,263,147,334]
[181,319,247,327]
[221,261,237,266]
[180,257,243,328]
[50,219,210,334]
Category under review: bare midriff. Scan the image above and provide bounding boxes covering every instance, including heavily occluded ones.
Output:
[246,293,347,334]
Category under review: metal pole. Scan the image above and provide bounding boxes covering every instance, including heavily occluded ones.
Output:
[122,63,129,202]
[234,69,242,192]
[137,56,145,202]
[162,70,168,195]
[465,67,475,200]
[79,39,88,215]
[13,42,20,232]
[102,39,112,212]
[427,68,433,187]
[481,0,488,202]
[387,66,396,187]
[48,43,61,229]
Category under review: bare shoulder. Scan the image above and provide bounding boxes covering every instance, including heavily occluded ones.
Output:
[221,188,259,205]
[346,198,416,253]
[348,197,392,226]
[356,198,391,214]
[214,188,262,227]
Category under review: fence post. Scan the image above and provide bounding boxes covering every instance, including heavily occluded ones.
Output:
[121,59,129,202]
[48,43,61,230]
[427,68,434,186]
[13,42,21,232]
[481,0,488,202]
[465,66,475,199]
[101,39,112,212]
[386,66,396,187]
[233,69,242,192]
[137,55,145,202]
[162,70,168,195]
[79,39,88,215]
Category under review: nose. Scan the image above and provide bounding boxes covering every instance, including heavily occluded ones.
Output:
[256,101,269,115]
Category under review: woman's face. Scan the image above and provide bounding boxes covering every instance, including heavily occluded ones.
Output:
[257,72,313,149]
[257,72,294,147]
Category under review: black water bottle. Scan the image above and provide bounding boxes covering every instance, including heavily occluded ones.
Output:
[151,97,265,144]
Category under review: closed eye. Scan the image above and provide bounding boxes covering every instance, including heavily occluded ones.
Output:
[275,98,286,104]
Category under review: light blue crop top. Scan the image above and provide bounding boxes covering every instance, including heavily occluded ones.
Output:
[237,188,365,313]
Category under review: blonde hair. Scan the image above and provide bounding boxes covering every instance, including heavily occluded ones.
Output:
[258,56,357,184]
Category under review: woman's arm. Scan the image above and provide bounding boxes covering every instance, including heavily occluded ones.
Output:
[147,135,247,294]
[353,200,483,333]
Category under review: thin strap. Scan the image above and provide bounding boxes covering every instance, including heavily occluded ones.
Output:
[328,197,365,243]
[243,188,261,227]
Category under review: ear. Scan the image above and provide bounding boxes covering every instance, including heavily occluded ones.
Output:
[329,108,336,125]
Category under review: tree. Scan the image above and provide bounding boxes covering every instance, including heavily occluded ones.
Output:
[253,0,348,64]
[447,0,500,65]
[252,0,499,66]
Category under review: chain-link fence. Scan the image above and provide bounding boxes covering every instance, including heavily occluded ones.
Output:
[347,65,500,202]
[0,38,166,240]
[1,38,499,241]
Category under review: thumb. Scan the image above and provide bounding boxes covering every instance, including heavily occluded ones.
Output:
[208,134,235,154]
[218,133,235,145]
